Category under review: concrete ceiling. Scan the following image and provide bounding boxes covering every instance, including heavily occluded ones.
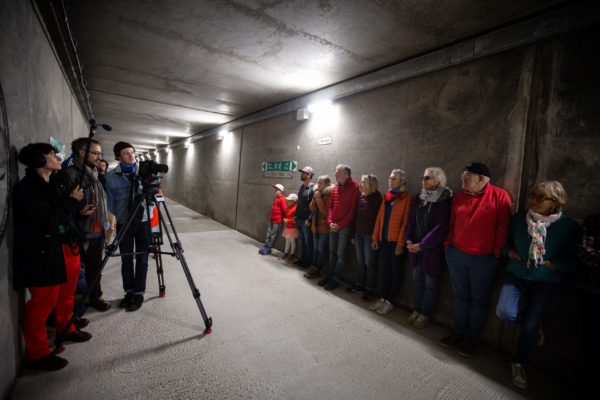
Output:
[65,0,566,154]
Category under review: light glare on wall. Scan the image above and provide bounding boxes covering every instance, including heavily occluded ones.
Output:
[185,138,191,149]
[217,129,228,141]
[165,145,171,153]
[307,100,334,114]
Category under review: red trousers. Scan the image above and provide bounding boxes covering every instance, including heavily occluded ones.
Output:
[23,244,80,360]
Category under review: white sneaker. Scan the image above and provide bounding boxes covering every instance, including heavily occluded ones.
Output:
[511,362,528,389]
[412,314,430,329]
[369,298,385,311]
[406,311,420,324]
[376,300,394,315]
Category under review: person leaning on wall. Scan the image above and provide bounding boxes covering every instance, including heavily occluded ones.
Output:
[495,180,578,389]
[304,175,333,279]
[295,166,316,268]
[440,162,512,357]
[13,143,95,371]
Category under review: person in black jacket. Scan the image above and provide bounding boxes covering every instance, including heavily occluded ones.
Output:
[13,143,94,371]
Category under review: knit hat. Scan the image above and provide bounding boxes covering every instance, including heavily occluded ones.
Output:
[463,162,491,178]
[272,184,284,192]
[113,141,135,160]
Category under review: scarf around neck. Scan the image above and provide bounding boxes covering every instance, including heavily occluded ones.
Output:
[385,188,403,203]
[74,159,110,231]
[419,186,452,205]
[526,209,562,266]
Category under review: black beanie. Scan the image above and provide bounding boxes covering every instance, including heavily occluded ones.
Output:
[113,141,135,160]
[463,162,491,178]
[18,143,57,168]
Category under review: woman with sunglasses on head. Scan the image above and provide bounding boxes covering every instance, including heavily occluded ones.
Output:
[495,181,578,389]
[405,167,453,329]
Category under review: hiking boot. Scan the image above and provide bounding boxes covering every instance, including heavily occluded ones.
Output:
[406,310,420,324]
[412,315,430,329]
[126,294,144,312]
[369,298,385,311]
[63,330,93,343]
[304,267,321,279]
[439,333,463,349]
[119,293,135,309]
[376,300,394,315]
[25,354,68,371]
[511,362,528,389]
[324,280,339,291]
[458,336,477,357]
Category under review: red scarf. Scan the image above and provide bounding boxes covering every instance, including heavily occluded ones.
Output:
[385,190,401,203]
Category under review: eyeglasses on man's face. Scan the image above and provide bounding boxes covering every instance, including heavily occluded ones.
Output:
[89,151,103,157]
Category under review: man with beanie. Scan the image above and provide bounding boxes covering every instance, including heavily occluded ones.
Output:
[105,142,151,312]
[54,137,111,312]
[440,162,512,357]
[295,166,316,267]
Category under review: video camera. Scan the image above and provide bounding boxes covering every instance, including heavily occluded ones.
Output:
[138,160,169,194]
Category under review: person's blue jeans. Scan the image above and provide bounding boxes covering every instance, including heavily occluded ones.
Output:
[446,245,498,339]
[328,226,352,282]
[496,272,558,364]
[355,234,376,290]
[117,222,150,294]
[379,240,406,302]
[411,264,440,316]
[312,231,329,270]
[296,218,313,265]
[264,223,281,248]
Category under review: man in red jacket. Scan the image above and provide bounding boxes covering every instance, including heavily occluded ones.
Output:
[318,164,360,290]
[259,184,287,255]
[439,162,512,357]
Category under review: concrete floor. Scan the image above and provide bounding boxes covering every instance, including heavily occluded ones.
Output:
[10,200,570,400]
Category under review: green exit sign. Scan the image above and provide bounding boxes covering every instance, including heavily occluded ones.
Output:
[261,161,297,172]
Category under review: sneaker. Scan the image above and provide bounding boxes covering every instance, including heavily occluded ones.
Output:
[376,300,394,315]
[412,315,430,329]
[119,293,135,309]
[89,298,111,312]
[304,267,321,279]
[324,280,339,291]
[345,285,364,293]
[361,290,375,301]
[25,354,68,371]
[406,311,420,324]
[439,333,463,349]
[73,316,90,329]
[317,278,329,286]
[63,330,93,343]
[369,298,385,311]
[458,336,477,357]
[126,294,144,312]
[511,362,528,389]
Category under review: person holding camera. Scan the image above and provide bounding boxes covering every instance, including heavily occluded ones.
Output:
[13,143,95,371]
[105,141,151,312]
[54,137,111,312]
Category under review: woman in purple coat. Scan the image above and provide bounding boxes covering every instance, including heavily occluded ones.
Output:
[405,167,453,329]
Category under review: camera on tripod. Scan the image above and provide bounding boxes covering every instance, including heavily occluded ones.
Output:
[138,160,169,194]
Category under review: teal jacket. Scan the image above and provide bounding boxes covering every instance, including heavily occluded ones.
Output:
[503,211,578,284]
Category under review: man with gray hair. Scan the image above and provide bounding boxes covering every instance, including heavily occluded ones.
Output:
[318,164,360,290]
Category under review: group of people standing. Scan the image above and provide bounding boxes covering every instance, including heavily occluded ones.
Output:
[13,139,154,371]
[260,161,582,390]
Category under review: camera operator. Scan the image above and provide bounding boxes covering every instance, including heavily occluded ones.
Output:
[105,142,151,312]
[54,137,111,312]
[13,143,95,371]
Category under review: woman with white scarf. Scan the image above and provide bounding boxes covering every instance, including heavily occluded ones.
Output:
[495,181,578,389]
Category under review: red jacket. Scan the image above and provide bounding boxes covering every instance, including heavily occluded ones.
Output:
[270,194,288,224]
[284,204,297,229]
[445,183,512,256]
[327,177,360,229]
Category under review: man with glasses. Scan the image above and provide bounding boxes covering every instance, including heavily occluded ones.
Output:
[55,137,111,312]
[439,162,512,357]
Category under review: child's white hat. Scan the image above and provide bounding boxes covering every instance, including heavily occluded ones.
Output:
[286,193,298,201]
[272,183,284,191]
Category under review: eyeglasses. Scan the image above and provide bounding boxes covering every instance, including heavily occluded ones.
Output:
[421,176,432,181]
[89,151,103,157]
[527,192,554,203]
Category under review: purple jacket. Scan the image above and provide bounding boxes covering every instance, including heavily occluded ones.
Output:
[404,191,452,278]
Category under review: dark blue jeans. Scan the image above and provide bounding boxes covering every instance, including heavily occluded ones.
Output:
[355,234,376,290]
[312,231,329,270]
[82,235,105,303]
[380,240,406,302]
[296,218,313,265]
[411,264,440,316]
[117,222,150,294]
[328,226,352,282]
[446,246,498,338]
[496,272,558,364]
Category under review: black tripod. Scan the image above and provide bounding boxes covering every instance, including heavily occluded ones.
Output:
[56,173,213,350]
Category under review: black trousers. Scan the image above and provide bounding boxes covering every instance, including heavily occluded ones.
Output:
[82,235,105,303]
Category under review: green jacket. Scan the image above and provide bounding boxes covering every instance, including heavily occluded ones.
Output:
[503,211,579,284]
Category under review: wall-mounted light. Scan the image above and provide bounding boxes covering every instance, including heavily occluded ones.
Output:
[184,138,191,149]
[296,108,310,120]
[217,129,228,141]
[165,145,171,153]
[307,100,334,114]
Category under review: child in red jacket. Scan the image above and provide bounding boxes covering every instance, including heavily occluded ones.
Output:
[282,193,298,259]
[259,184,287,255]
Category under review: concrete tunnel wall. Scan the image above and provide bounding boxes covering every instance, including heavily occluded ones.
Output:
[0,0,88,397]
[160,26,600,382]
